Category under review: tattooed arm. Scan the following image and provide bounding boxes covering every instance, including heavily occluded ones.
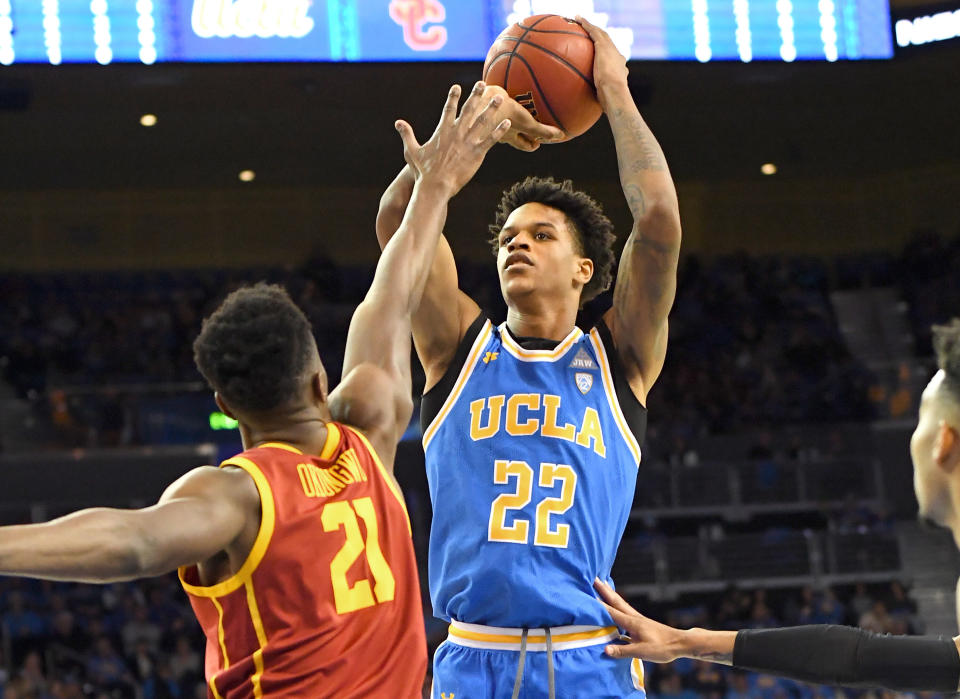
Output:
[578,16,682,404]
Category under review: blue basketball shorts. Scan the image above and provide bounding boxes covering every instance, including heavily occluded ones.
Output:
[430,621,646,699]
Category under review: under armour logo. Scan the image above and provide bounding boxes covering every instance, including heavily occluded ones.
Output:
[482,351,499,364]
[441,693,455,699]
[515,91,538,118]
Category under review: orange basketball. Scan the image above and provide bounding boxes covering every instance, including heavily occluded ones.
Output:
[483,14,602,141]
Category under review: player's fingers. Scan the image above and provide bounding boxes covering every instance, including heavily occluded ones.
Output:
[395,120,422,165]
[601,602,638,632]
[437,84,461,131]
[594,578,636,617]
[479,118,511,151]
[574,14,607,41]
[456,80,488,128]
[604,642,644,660]
[467,95,503,140]
[528,123,566,143]
[513,133,540,152]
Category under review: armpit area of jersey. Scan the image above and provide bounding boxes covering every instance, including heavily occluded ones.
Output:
[733,624,960,692]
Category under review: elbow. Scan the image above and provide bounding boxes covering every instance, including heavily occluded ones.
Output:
[635,200,682,246]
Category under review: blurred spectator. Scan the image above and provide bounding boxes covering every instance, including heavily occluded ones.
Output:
[859,600,893,634]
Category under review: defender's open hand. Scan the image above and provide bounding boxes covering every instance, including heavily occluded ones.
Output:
[594,578,686,663]
[395,81,511,198]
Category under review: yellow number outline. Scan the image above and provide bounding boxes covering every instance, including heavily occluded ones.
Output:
[535,463,577,548]
[488,460,577,548]
[322,497,396,615]
[488,460,533,543]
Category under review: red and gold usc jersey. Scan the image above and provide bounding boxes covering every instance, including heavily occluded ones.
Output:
[179,423,426,698]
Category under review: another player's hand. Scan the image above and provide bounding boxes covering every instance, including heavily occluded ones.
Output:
[395,81,510,198]
[594,578,686,663]
[480,85,565,151]
[575,16,629,96]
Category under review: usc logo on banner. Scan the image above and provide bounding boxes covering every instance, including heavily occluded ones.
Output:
[389,0,448,50]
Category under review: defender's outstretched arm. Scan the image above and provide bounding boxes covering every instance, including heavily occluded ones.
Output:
[0,465,254,583]
[336,83,510,453]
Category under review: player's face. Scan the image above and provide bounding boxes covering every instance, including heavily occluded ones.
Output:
[911,371,950,525]
[495,202,588,305]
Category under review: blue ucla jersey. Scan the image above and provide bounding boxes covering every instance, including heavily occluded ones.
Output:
[422,319,644,628]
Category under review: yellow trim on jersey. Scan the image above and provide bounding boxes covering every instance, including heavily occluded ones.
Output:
[257,442,302,455]
[588,329,642,466]
[319,422,341,461]
[211,595,230,668]
[497,322,583,361]
[448,623,617,645]
[244,579,269,699]
[208,675,225,699]
[348,426,413,536]
[206,595,229,699]
[422,320,494,451]
[631,658,645,690]
[178,455,276,598]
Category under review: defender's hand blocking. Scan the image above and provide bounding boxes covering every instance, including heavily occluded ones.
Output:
[480,85,565,151]
[575,16,629,96]
[594,578,686,663]
[395,82,511,198]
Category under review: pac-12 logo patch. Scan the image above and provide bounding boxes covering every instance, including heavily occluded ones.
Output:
[575,372,593,395]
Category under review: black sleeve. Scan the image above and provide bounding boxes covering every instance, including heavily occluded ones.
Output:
[419,313,486,436]
[733,625,960,692]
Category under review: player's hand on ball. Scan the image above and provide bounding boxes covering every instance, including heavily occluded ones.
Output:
[575,15,629,95]
[395,81,510,197]
[594,578,685,663]
[480,85,565,151]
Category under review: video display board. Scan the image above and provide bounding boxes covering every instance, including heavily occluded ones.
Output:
[0,0,894,65]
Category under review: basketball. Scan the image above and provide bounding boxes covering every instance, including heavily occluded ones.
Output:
[483,14,603,141]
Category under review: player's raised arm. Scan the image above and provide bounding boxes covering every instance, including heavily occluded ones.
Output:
[336,83,510,452]
[579,16,682,403]
[594,579,960,692]
[0,465,254,584]
[374,91,563,387]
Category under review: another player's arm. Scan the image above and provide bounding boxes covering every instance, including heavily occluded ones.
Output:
[595,579,960,692]
[374,91,562,387]
[336,84,510,459]
[578,17,681,402]
[0,466,254,583]
[375,165,478,387]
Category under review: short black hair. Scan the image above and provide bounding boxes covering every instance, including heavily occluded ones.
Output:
[933,318,960,404]
[193,283,316,414]
[488,176,616,304]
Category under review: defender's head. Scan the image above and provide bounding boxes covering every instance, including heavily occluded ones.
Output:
[193,283,326,421]
[911,319,960,529]
[488,177,616,309]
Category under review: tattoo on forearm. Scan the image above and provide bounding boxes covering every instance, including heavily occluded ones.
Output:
[610,107,669,219]
[698,650,733,664]
[623,184,646,218]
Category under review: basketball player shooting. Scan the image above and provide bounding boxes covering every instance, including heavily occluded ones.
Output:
[376,17,680,699]
[0,84,510,698]
[593,321,960,693]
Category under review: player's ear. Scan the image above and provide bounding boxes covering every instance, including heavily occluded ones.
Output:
[312,370,329,405]
[934,421,959,471]
[575,256,594,286]
[214,393,237,420]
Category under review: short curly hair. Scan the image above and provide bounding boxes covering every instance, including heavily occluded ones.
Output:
[933,318,960,405]
[488,177,616,304]
[193,283,316,414]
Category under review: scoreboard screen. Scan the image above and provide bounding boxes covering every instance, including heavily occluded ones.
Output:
[0,0,894,66]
